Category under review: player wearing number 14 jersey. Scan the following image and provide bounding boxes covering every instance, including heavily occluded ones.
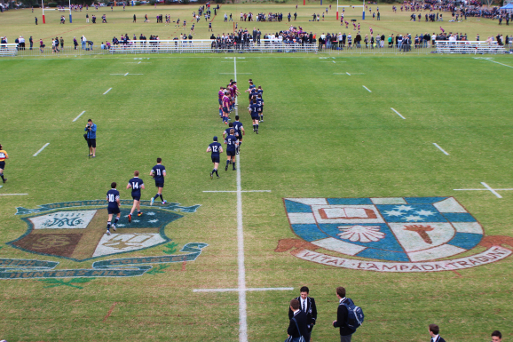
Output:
[150,158,167,206]
[127,170,145,223]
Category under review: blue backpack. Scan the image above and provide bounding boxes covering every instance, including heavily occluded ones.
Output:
[341,298,364,331]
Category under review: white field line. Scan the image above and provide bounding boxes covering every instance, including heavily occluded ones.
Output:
[489,60,513,69]
[481,182,502,198]
[332,60,336,63]
[454,188,513,191]
[124,72,129,76]
[33,143,50,157]
[346,72,351,75]
[72,110,86,122]
[362,85,372,93]
[433,143,449,156]
[203,190,271,193]
[234,56,248,342]
[103,88,112,95]
[193,287,294,293]
[390,108,406,119]
[138,61,141,64]
[0,193,29,196]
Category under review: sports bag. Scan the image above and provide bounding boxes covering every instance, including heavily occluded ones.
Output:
[342,298,364,331]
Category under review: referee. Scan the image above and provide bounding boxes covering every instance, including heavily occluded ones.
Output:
[0,143,8,183]
[84,119,97,158]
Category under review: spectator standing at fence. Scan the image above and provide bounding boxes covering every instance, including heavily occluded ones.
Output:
[73,37,78,49]
[86,13,89,23]
[39,38,44,52]
[133,14,136,23]
[59,37,64,49]
[29,36,33,50]
[35,16,38,25]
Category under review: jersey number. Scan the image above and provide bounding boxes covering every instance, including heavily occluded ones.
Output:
[108,194,115,202]
[155,169,162,176]
[212,146,218,152]
[132,182,139,189]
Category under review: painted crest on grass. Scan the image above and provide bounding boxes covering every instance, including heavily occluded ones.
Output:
[1,200,207,280]
[276,197,513,272]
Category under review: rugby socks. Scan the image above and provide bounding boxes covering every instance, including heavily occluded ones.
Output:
[153,194,159,200]
[215,169,219,176]
[107,221,111,229]
[114,217,119,225]
[253,124,256,131]
[0,173,4,182]
[219,108,223,116]
[233,161,236,170]
[159,194,164,201]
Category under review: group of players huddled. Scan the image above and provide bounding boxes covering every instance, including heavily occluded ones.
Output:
[207,78,265,179]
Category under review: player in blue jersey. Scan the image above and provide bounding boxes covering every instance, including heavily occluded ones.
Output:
[249,98,260,134]
[224,129,238,171]
[256,94,264,122]
[232,115,245,154]
[207,136,223,179]
[223,122,234,140]
[126,170,145,223]
[106,182,121,235]
[150,157,167,206]
[245,79,256,103]
[257,86,264,121]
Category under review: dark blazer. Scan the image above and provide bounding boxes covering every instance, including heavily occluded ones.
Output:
[431,336,446,342]
[287,310,309,338]
[333,298,354,336]
[288,297,317,329]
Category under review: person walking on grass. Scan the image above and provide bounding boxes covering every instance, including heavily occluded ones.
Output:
[127,170,145,223]
[150,157,167,206]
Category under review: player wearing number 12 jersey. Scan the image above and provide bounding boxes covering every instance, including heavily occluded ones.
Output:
[150,158,167,206]
[207,136,223,179]
[127,170,145,223]
[106,182,121,235]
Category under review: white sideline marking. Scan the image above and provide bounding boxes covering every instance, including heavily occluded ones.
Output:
[33,143,50,157]
[103,88,112,95]
[346,72,351,76]
[72,111,86,122]
[219,73,252,75]
[489,60,513,69]
[124,72,129,76]
[362,85,372,93]
[193,287,294,293]
[234,57,248,342]
[433,143,449,156]
[391,108,406,119]
[203,190,271,193]
[481,182,502,198]
[0,193,29,196]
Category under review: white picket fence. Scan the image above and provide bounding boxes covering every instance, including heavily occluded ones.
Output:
[435,40,506,54]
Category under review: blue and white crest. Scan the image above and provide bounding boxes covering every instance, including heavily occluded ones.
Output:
[284,197,484,262]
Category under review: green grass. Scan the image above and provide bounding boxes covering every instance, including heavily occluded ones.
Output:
[0,2,507,47]
[1,53,513,342]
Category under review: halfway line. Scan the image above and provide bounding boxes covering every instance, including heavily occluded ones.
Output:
[193,287,294,293]
[481,182,502,198]
[363,85,372,93]
[33,143,50,157]
[390,108,406,119]
[433,143,449,156]
[72,110,86,122]
[103,88,112,95]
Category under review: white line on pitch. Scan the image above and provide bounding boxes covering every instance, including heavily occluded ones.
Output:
[332,60,336,63]
[433,143,449,156]
[72,111,86,122]
[103,88,112,95]
[203,190,271,193]
[138,61,141,64]
[193,287,294,293]
[234,57,248,342]
[346,72,351,76]
[33,143,50,157]
[220,73,252,75]
[489,60,513,69]
[362,85,372,93]
[0,193,29,196]
[481,182,502,198]
[390,108,406,119]
[454,188,513,191]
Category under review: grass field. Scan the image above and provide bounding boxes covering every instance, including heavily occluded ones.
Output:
[0,2,509,48]
[1,53,513,341]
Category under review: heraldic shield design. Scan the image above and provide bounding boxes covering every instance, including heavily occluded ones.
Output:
[277,197,513,272]
[1,200,207,280]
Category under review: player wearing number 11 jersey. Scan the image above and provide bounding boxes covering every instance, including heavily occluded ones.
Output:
[150,158,167,206]
[127,170,145,223]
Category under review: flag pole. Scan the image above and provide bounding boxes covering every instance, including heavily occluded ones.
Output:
[42,0,45,24]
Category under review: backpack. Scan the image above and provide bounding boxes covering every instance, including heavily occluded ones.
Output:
[341,298,364,331]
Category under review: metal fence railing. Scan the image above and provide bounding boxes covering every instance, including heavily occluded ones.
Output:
[6,41,512,57]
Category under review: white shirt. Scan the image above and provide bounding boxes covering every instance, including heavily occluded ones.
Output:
[300,297,307,311]
[431,335,440,342]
